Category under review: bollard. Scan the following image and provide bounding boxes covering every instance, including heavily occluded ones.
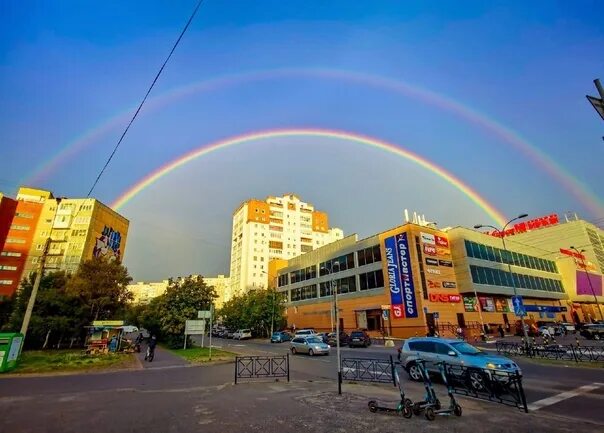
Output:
[576,337,580,347]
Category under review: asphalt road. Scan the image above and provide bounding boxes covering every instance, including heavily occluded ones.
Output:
[213,337,604,424]
[0,338,603,432]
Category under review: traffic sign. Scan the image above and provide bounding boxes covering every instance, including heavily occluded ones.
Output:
[511,295,526,317]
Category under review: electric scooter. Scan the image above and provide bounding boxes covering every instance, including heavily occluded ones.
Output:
[424,361,462,421]
[411,358,441,416]
[368,358,413,418]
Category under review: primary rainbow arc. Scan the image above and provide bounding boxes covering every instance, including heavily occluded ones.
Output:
[111,128,507,226]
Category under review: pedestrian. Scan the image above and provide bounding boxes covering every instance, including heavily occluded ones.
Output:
[497,325,505,339]
[108,335,118,352]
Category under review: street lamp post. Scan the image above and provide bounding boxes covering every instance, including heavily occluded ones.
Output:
[321,261,342,395]
[570,246,603,321]
[474,214,530,344]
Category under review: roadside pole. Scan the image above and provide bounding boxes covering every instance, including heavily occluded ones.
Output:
[20,238,51,337]
[209,304,213,361]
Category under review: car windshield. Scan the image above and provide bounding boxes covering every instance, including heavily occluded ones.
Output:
[307,337,322,344]
[451,342,484,355]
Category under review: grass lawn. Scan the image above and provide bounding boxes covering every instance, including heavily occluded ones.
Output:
[169,347,235,363]
[14,350,137,374]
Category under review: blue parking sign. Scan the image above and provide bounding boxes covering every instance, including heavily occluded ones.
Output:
[512,295,526,317]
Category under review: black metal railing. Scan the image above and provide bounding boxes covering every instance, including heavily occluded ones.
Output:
[234,355,289,384]
[496,342,604,363]
[341,356,396,385]
[443,364,528,412]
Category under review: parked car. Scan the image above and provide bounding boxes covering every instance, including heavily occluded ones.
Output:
[558,323,576,334]
[317,332,330,344]
[327,331,350,346]
[270,331,292,343]
[294,329,319,338]
[233,329,252,340]
[398,337,520,391]
[290,336,331,356]
[348,330,372,348]
[218,329,229,338]
[537,325,558,337]
[226,329,235,339]
[580,324,604,340]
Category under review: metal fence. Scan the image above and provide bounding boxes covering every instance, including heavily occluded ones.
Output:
[443,364,528,412]
[341,357,396,385]
[234,355,289,384]
[496,342,604,363]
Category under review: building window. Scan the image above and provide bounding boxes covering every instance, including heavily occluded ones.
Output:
[469,265,563,293]
[359,270,384,290]
[319,253,355,275]
[464,240,557,273]
[357,245,381,266]
[291,284,317,301]
[320,276,357,297]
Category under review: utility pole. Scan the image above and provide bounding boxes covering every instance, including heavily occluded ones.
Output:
[20,237,51,337]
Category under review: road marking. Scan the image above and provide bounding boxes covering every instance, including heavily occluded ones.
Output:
[527,383,603,411]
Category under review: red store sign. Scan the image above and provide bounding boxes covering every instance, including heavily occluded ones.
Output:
[435,235,449,248]
[429,293,461,303]
[490,214,559,237]
[423,244,437,256]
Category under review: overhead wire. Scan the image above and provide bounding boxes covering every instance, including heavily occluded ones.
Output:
[86,0,205,197]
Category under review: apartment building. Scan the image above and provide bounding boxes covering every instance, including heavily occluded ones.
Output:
[229,194,343,298]
[0,187,129,296]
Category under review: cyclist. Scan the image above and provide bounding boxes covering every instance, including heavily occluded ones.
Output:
[145,335,157,361]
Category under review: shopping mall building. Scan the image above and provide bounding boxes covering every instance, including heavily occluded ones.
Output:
[274,214,603,338]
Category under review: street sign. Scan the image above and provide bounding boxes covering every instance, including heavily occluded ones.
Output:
[382,310,389,321]
[433,312,439,320]
[185,319,206,334]
[198,310,211,319]
[512,295,526,317]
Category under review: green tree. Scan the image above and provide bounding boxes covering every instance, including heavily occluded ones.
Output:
[4,271,85,349]
[158,276,217,348]
[218,288,286,337]
[66,257,132,322]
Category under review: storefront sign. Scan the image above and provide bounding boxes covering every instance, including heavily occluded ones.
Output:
[391,305,404,319]
[524,305,567,313]
[479,297,495,312]
[442,281,457,289]
[437,247,451,256]
[427,280,441,289]
[463,296,478,312]
[438,259,453,267]
[489,214,559,237]
[494,298,510,312]
[384,236,404,310]
[92,320,124,327]
[425,257,439,266]
[426,268,441,275]
[435,235,449,248]
[423,244,437,256]
[420,232,435,245]
[429,293,461,303]
[396,233,418,318]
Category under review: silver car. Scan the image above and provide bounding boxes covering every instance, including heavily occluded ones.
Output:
[290,336,331,356]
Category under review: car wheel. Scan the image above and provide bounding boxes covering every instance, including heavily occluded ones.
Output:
[407,363,422,381]
[467,369,487,391]
[309,349,314,356]
[291,347,297,354]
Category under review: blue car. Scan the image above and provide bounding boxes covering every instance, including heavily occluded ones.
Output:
[270,331,292,343]
[398,337,521,391]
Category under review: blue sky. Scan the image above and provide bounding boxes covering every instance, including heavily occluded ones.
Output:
[1,1,602,280]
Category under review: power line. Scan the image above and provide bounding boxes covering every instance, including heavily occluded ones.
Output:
[86,0,205,197]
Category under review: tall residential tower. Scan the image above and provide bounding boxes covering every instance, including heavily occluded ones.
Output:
[229,194,343,298]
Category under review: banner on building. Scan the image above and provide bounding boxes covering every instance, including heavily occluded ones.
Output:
[479,297,495,312]
[396,233,418,318]
[463,296,478,312]
[494,298,510,313]
[420,232,435,244]
[384,235,404,315]
[576,271,603,296]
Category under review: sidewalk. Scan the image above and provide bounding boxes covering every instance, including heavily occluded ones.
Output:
[2,376,601,432]
[137,345,189,369]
